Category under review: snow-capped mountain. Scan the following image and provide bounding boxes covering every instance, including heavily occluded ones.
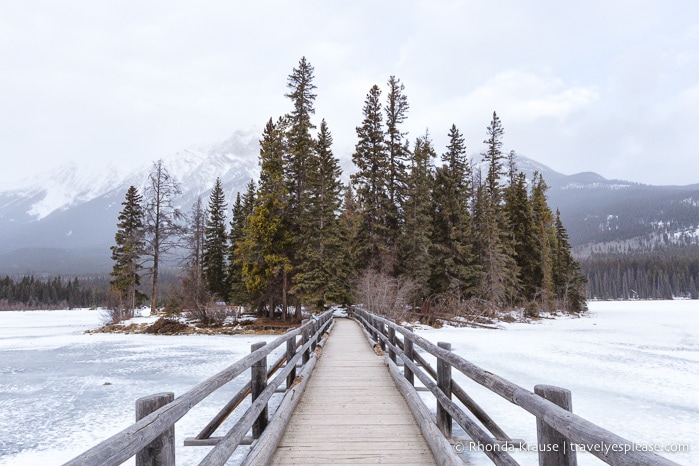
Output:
[1,132,698,275]
[0,129,261,275]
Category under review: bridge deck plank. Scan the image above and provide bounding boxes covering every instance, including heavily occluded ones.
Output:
[269,318,438,465]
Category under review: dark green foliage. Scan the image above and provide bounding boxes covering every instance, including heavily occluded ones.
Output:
[110,186,146,312]
[351,84,393,273]
[203,178,228,300]
[227,183,255,305]
[504,165,541,302]
[146,63,590,318]
[553,209,587,311]
[582,246,699,300]
[430,125,478,298]
[238,118,293,318]
[475,113,520,306]
[399,132,435,306]
[0,276,105,310]
[292,120,347,308]
[384,76,410,254]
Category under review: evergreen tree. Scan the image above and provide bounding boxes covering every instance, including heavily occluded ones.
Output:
[293,119,346,308]
[553,208,587,312]
[203,177,228,301]
[110,186,146,314]
[351,84,392,273]
[477,112,519,305]
[238,118,293,319]
[504,158,540,303]
[430,125,478,298]
[384,76,410,255]
[227,186,254,306]
[284,57,319,315]
[143,159,182,314]
[338,184,361,303]
[399,132,435,306]
[529,173,555,310]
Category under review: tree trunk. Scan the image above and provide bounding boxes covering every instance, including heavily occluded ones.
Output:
[282,270,288,322]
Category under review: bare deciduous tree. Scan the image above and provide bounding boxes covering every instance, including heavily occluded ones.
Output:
[352,269,415,322]
[143,160,183,315]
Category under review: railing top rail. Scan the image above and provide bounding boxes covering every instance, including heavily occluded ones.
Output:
[63,310,334,466]
[353,308,678,466]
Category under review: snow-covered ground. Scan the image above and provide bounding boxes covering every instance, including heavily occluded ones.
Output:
[0,310,278,465]
[416,300,698,465]
[0,301,696,465]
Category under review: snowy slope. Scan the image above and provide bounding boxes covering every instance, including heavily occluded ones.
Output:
[0,129,261,274]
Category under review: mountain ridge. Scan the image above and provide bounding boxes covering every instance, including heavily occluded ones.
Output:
[1,130,697,275]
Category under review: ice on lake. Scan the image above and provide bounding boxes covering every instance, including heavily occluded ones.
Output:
[0,301,696,465]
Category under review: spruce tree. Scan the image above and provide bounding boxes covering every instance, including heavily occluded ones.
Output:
[529,173,556,310]
[203,177,228,301]
[553,208,587,312]
[284,57,319,314]
[504,158,540,304]
[227,182,256,306]
[351,84,392,273]
[293,119,345,308]
[227,192,248,305]
[399,132,435,306]
[477,112,520,305]
[431,125,478,298]
[238,118,293,319]
[110,186,145,315]
[384,76,410,256]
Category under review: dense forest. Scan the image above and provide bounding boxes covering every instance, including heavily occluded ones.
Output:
[1,58,586,317]
[0,276,107,310]
[582,246,699,299]
[107,57,586,322]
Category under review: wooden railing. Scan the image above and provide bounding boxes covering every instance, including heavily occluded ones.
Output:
[351,308,679,466]
[63,310,334,466]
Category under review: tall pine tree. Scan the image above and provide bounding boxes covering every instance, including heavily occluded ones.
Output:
[431,125,478,298]
[477,112,520,305]
[293,119,346,308]
[238,118,293,319]
[352,84,392,273]
[110,186,145,314]
[203,177,228,301]
[384,76,410,258]
[399,132,435,306]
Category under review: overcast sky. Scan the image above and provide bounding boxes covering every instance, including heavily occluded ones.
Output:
[1,0,698,189]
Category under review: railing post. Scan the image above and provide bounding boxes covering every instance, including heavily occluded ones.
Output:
[251,342,268,438]
[437,342,452,438]
[286,331,296,389]
[388,326,396,362]
[535,385,577,466]
[379,321,386,352]
[403,327,414,386]
[302,320,310,364]
[135,392,175,466]
[311,319,318,352]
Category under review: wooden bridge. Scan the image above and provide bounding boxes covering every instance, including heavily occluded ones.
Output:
[64,309,679,466]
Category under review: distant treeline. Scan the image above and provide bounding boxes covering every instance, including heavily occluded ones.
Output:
[0,275,110,310]
[581,246,699,299]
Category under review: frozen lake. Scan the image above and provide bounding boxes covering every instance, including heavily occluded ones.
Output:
[0,301,696,465]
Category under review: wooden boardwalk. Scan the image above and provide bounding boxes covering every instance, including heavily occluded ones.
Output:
[270,318,438,465]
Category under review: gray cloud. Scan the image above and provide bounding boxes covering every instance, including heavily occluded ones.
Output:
[1,0,697,188]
